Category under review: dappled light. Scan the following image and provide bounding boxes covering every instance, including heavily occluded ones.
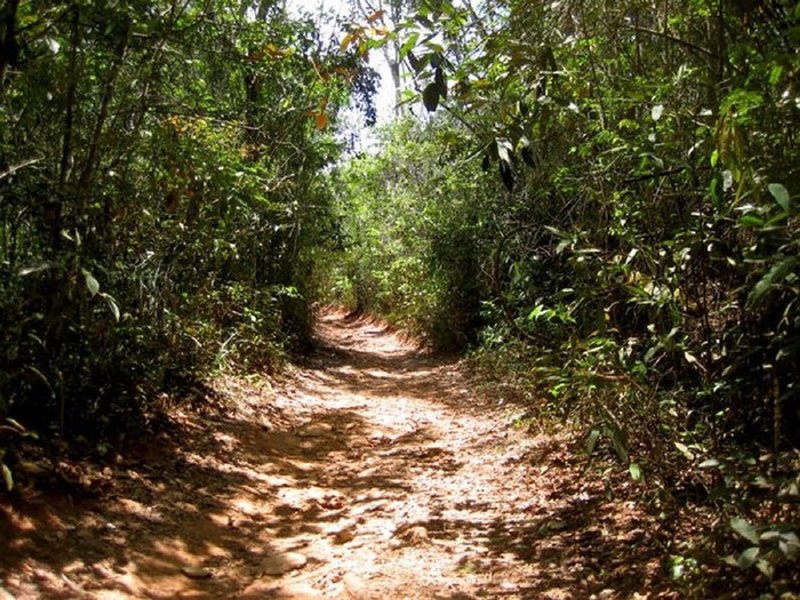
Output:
[2,0,798,597]
[2,310,676,598]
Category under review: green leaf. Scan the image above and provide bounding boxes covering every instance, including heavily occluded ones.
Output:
[738,214,764,227]
[422,82,440,112]
[698,458,720,468]
[585,429,600,456]
[399,32,419,60]
[768,183,790,211]
[82,268,100,297]
[1,463,13,491]
[747,257,799,308]
[101,293,121,322]
[779,533,799,559]
[608,425,629,463]
[769,65,784,85]
[4,418,25,433]
[675,441,694,460]
[720,89,763,118]
[737,546,760,569]
[629,462,642,481]
[18,261,53,276]
[756,559,774,579]
[722,554,738,567]
[730,517,760,545]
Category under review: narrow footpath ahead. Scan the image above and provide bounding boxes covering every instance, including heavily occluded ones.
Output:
[1,310,668,599]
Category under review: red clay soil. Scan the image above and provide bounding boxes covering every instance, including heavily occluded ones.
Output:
[1,309,679,599]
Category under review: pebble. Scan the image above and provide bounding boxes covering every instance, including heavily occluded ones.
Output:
[298,423,333,437]
[240,581,322,599]
[91,563,115,580]
[260,552,308,576]
[181,566,213,579]
[333,524,357,544]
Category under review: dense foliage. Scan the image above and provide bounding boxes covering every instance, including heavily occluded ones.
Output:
[0,0,372,441]
[327,0,800,593]
[2,0,798,593]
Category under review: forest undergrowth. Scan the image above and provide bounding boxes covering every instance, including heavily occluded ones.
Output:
[2,0,799,597]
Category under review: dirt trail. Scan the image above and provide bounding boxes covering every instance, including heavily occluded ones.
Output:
[1,310,667,599]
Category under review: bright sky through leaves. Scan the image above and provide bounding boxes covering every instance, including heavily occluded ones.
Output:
[286,0,395,129]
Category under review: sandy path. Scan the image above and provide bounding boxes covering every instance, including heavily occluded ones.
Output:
[1,310,666,599]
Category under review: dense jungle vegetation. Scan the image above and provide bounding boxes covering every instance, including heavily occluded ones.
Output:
[1,0,799,594]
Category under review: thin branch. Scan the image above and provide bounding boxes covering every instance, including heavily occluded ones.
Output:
[0,156,42,180]
[622,167,685,184]
[59,3,80,185]
[624,24,716,59]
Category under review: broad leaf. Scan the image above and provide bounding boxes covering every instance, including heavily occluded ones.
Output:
[18,261,53,276]
[738,214,764,227]
[499,160,514,192]
[1,463,12,491]
[400,33,419,60]
[747,257,799,308]
[408,51,423,73]
[730,517,760,545]
[82,268,100,297]
[521,145,536,169]
[737,546,759,569]
[435,67,447,100]
[422,82,440,112]
[101,293,121,322]
[674,441,694,460]
[768,183,790,211]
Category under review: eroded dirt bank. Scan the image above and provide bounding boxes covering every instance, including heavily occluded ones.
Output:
[1,310,670,599]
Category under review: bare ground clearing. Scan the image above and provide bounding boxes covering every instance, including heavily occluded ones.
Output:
[1,309,676,599]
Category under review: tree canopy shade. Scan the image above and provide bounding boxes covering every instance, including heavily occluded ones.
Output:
[1,0,799,594]
[323,0,800,591]
[0,0,376,434]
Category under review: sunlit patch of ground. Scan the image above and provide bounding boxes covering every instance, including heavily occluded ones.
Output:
[1,309,680,599]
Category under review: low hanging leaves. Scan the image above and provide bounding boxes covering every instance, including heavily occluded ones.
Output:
[423,82,440,112]
[434,67,447,100]
[82,268,100,297]
[520,142,536,169]
[407,51,423,74]
[1,462,13,491]
[499,159,514,192]
[747,257,799,308]
[400,33,419,60]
